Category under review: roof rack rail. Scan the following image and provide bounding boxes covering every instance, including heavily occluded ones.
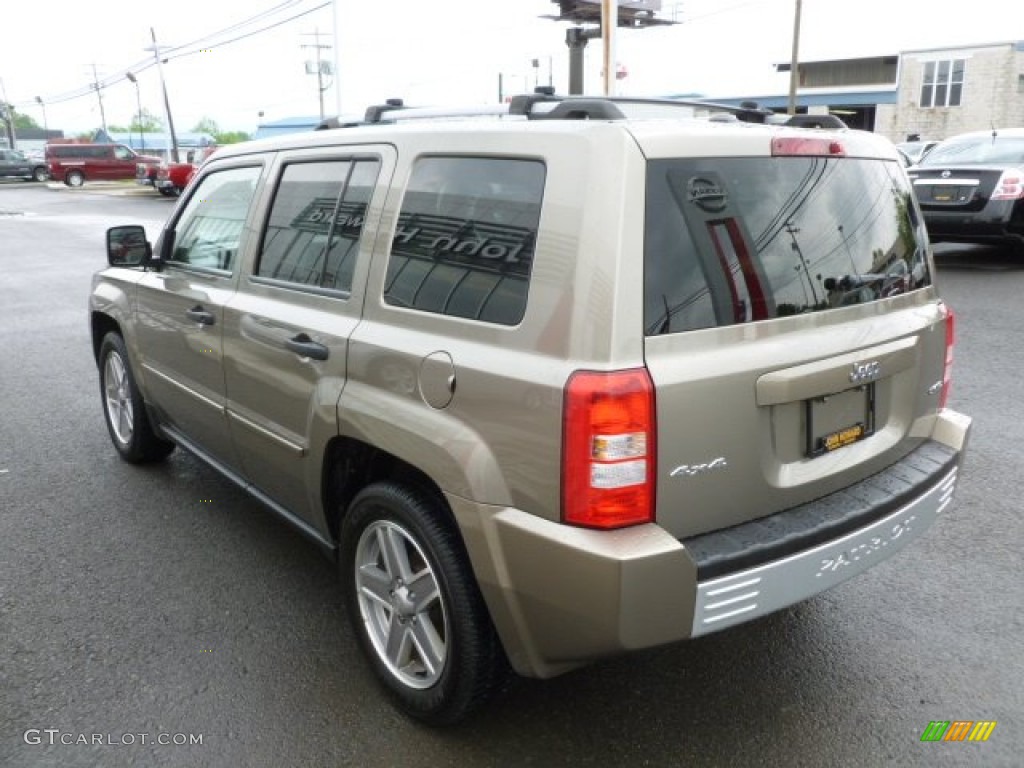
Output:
[335,89,777,128]
[509,95,772,123]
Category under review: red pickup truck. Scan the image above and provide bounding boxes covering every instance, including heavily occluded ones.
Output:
[152,146,218,197]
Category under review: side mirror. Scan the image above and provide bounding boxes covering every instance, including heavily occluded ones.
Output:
[106,225,152,267]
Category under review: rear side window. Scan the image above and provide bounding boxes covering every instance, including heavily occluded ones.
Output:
[256,158,380,293]
[644,156,931,335]
[383,156,545,325]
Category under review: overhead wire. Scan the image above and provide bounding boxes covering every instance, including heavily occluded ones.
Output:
[14,0,329,111]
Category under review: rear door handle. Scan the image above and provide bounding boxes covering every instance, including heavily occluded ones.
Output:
[186,306,216,326]
[285,333,329,361]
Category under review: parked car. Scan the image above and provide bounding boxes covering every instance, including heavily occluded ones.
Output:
[89,94,971,725]
[0,148,49,182]
[46,143,161,187]
[150,145,218,197]
[907,127,1024,253]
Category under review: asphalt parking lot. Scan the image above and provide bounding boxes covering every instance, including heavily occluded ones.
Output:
[0,182,1021,768]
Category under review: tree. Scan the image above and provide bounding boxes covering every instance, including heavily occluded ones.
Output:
[14,113,41,131]
[111,110,163,135]
[191,117,220,136]
[191,117,250,145]
[215,130,250,145]
[132,109,164,133]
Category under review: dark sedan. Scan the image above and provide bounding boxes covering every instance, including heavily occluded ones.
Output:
[908,128,1024,254]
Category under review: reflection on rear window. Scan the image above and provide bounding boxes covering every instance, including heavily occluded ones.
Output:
[644,157,931,335]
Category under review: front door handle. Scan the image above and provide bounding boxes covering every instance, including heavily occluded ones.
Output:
[186,306,215,326]
[285,333,329,361]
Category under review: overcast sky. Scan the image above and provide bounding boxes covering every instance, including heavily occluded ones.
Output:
[1,0,1021,136]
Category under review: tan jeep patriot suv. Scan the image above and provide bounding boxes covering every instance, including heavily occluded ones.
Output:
[89,94,971,724]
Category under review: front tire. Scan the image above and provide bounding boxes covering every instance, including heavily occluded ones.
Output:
[98,333,174,463]
[65,170,85,187]
[340,482,506,725]
[32,166,49,182]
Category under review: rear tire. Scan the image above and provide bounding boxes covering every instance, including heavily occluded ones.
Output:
[65,170,85,187]
[98,332,174,463]
[339,482,507,725]
[32,166,49,182]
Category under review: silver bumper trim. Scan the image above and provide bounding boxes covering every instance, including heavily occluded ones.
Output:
[691,466,958,637]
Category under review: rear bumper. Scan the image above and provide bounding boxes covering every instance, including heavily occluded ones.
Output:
[688,448,957,636]
[453,409,971,679]
[923,204,1024,245]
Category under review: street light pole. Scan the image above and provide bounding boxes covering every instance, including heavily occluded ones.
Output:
[34,96,48,133]
[124,72,144,151]
[146,28,180,162]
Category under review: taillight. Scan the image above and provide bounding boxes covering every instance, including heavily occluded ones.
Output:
[990,169,1024,200]
[771,137,845,157]
[940,305,955,409]
[562,368,656,529]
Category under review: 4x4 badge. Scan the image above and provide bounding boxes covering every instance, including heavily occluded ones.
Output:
[670,457,728,478]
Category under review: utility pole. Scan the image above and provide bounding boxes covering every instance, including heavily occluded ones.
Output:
[147,28,180,162]
[601,0,618,97]
[787,0,802,115]
[90,63,109,135]
[302,29,333,121]
[0,77,16,149]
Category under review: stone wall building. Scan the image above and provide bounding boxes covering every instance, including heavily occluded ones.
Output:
[878,40,1024,141]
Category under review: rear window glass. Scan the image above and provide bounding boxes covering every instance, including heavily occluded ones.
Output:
[644,156,930,335]
[383,156,545,325]
[918,136,1024,166]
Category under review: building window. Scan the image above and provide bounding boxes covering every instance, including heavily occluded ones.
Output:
[920,59,965,107]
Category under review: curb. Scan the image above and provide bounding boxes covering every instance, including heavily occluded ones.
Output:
[44,181,158,197]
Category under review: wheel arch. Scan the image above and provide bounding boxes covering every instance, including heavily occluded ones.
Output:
[323,436,454,548]
[91,312,123,364]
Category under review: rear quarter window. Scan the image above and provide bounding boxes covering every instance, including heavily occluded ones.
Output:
[383,156,545,325]
[644,156,931,335]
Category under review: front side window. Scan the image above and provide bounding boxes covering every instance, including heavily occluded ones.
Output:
[644,156,930,335]
[168,165,262,272]
[920,59,965,108]
[383,156,545,325]
[256,158,380,292]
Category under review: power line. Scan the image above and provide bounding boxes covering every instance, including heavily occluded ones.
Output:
[12,0,329,111]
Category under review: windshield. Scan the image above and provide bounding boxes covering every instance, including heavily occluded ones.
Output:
[644,156,930,335]
[919,135,1024,166]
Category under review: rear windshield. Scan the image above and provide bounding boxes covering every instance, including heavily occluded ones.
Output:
[918,135,1024,166]
[644,156,930,335]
